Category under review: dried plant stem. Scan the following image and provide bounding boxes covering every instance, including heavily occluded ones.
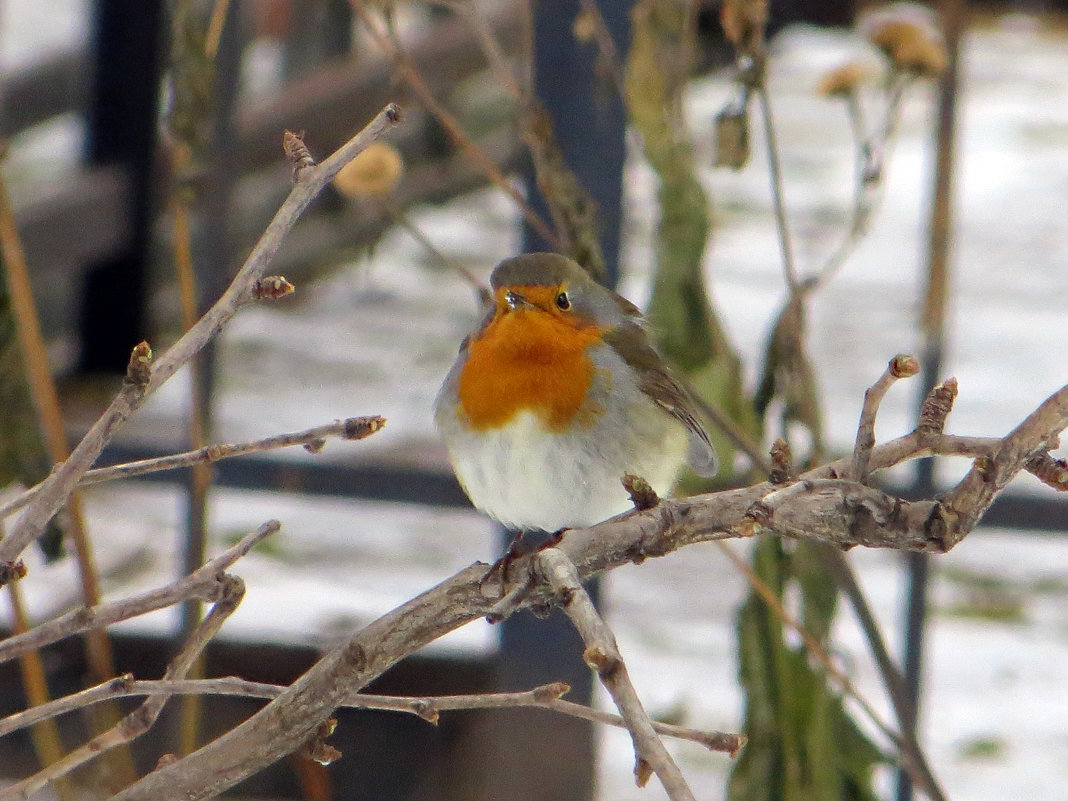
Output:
[4,580,74,801]
[0,153,136,784]
[806,70,917,292]
[0,521,279,666]
[170,139,214,756]
[537,547,697,800]
[0,104,403,573]
[755,86,797,292]
[0,417,385,520]
[350,2,560,250]
[818,549,915,738]
[715,542,946,801]
[203,0,232,60]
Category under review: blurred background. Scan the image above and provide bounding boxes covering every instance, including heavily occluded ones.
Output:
[0,1,1066,800]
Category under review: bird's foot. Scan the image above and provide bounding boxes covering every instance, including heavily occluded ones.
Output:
[481,530,525,590]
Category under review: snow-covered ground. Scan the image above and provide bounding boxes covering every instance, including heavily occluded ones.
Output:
[3,5,1067,800]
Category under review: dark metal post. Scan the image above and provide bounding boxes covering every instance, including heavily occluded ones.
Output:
[488,3,632,800]
[520,0,631,286]
[80,0,166,373]
[897,1,965,799]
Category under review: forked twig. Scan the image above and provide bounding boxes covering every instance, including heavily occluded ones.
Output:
[850,354,921,482]
[0,418,385,520]
[537,547,697,800]
[0,522,279,666]
[1,572,246,800]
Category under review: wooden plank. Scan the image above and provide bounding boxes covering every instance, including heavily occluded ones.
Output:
[234,5,523,172]
[0,51,86,139]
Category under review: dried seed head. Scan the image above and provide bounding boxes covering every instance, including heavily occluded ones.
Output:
[865,10,947,78]
[769,438,793,484]
[817,62,869,97]
[720,0,769,58]
[893,34,947,77]
[333,141,404,199]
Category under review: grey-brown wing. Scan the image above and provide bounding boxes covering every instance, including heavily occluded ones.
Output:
[603,324,719,478]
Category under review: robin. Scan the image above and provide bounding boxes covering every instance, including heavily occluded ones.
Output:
[434,252,719,534]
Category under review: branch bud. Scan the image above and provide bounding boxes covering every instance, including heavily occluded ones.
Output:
[918,377,958,437]
[889,353,920,378]
[125,341,153,388]
[283,130,315,177]
[251,275,295,300]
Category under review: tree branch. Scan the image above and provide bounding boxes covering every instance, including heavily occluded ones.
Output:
[0,572,245,800]
[0,521,279,665]
[0,676,742,755]
[105,382,1067,801]
[941,383,1068,547]
[0,417,385,520]
[536,547,697,800]
[0,105,403,577]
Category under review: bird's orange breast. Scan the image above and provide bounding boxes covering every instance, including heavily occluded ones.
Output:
[457,300,603,433]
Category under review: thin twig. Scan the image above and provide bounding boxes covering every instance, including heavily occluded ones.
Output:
[437,0,525,100]
[850,354,920,482]
[755,86,798,292]
[806,70,914,293]
[0,104,402,575]
[537,547,697,800]
[0,146,136,784]
[0,521,279,666]
[689,390,775,477]
[0,417,386,520]
[1,675,743,755]
[817,548,915,732]
[386,206,487,299]
[1,572,245,801]
[805,89,875,291]
[350,2,560,249]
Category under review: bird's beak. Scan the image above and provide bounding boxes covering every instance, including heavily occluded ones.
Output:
[503,290,531,310]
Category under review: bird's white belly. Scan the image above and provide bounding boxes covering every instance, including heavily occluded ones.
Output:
[446,409,687,531]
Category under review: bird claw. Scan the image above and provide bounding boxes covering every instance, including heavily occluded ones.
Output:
[479,528,570,605]
[480,531,524,590]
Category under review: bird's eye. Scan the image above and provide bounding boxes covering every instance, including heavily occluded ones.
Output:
[555,291,571,311]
